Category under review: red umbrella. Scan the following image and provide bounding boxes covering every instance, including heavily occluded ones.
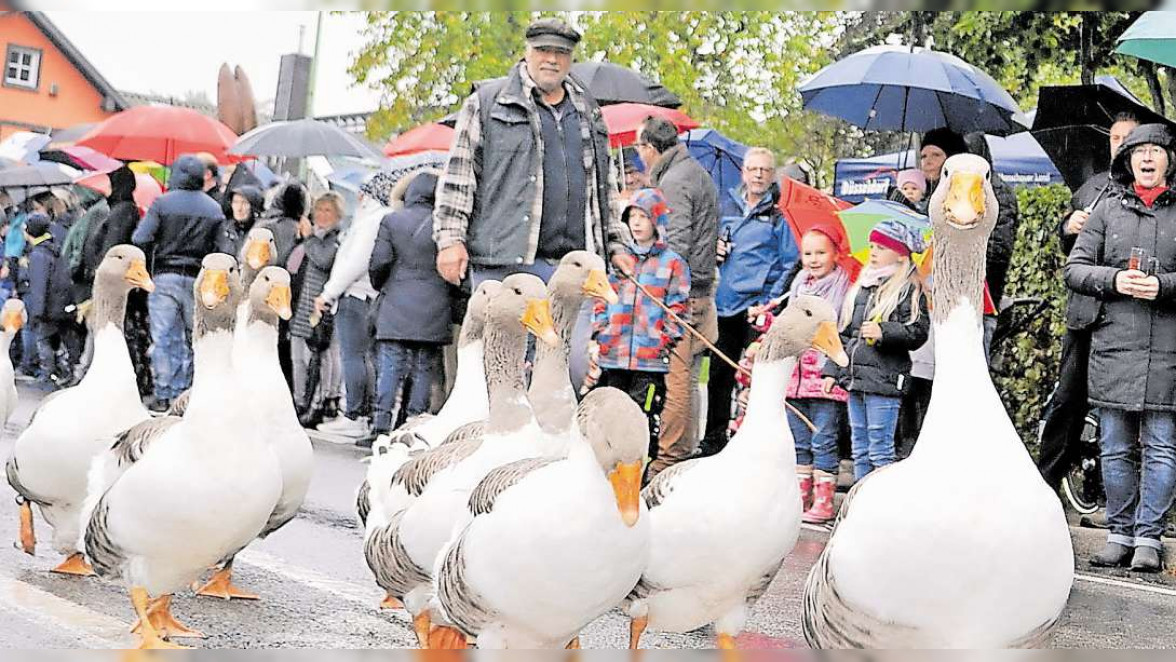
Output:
[77,106,239,165]
[601,103,699,148]
[384,123,455,157]
[75,170,164,215]
[776,176,861,281]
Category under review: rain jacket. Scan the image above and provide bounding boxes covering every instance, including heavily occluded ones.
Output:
[1066,123,1176,412]
[131,154,225,277]
[648,144,719,298]
[27,230,72,322]
[258,182,306,268]
[83,167,139,286]
[592,188,690,373]
[1058,171,1113,331]
[715,182,800,317]
[217,185,265,260]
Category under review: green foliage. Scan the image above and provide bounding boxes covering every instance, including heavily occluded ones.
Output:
[991,184,1073,450]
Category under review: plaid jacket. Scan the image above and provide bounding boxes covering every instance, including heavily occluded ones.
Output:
[433,62,626,266]
[592,189,690,373]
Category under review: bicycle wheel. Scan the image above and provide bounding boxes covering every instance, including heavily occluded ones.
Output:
[1061,412,1102,515]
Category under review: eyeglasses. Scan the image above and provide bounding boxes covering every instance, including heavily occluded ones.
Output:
[1133,145,1167,158]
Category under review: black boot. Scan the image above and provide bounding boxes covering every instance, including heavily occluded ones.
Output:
[1131,546,1163,572]
[298,406,324,430]
[321,397,340,421]
[1090,542,1133,568]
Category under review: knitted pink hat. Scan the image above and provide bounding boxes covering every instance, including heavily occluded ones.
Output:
[896,169,926,190]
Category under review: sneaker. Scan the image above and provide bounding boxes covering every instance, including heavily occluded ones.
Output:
[317,416,370,437]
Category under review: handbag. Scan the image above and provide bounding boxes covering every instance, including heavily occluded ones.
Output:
[307,308,335,352]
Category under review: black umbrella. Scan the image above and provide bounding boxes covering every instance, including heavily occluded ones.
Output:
[570,62,681,108]
[1032,76,1175,191]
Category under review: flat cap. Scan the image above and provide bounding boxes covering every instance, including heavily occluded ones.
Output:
[525,17,581,52]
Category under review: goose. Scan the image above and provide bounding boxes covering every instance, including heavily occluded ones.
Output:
[432,386,649,649]
[6,245,154,574]
[625,295,848,650]
[364,273,558,647]
[0,298,26,429]
[83,253,282,649]
[802,153,1073,648]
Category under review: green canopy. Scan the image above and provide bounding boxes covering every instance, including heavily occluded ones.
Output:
[1116,11,1176,69]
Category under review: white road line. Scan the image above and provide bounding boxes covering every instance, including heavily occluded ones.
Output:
[1074,572,1176,597]
[0,573,131,648]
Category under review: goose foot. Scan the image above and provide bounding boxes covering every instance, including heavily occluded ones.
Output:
[131,595,204,639]
[380,593,404,610]
[17,499,35,556]
[428,625,469,650]
[716,632,742,662]
[50,553,94,577]
[413,610,432,649]
[130,587,191,650]
[195,565,258,601]
[629,615,648,649]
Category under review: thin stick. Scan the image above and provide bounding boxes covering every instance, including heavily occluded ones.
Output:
[621,272,817,432]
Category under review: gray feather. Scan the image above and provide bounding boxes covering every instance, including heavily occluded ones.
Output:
[356,480,371,528]
[392,437,482,498]
[436,532,495,639]
[112,416,181,467]
[468,457,558,517]
[641,458,700,510]
[83,495,124,579]
[363,509,431,599]
[165,390,191,417]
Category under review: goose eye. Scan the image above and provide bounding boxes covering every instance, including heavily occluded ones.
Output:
[805,309,813,317]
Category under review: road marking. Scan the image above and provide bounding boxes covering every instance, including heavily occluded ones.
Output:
[1075,572,1176,597]
[0,573,131,648]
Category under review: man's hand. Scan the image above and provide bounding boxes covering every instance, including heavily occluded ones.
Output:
[716,237,732,265]
[611,254,636,278]
[437,243,469,286]
[861,321,883,341]
[313,295,330,315]
[1066,209,1090,236]
[747,304,767,321]
[821,376,836,395]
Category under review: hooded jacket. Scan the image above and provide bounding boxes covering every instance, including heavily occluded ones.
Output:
[82,167,140,287]
[648,144,719,299]
[26,219,73,322]
[715,182,800,317]
[369,171,451,343]
[259,182,307,268]
[131,154,225,277]
[217,184,265,259]
[1066,123,1176,412]
[592,188,691,373]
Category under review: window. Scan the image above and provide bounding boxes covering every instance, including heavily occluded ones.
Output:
[5,45,41,90]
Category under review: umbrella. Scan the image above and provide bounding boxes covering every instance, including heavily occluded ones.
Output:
[47,122,98,149]
[75,170,163,215]
[383,123,455,157]
[1116,11,1176,69]
[1032,75,1175,190]
[0,131,51,163]
[837,199,931,263]
[77,105,239,165]
[39,145,123,172]
[0,162,78,189]
[602,103,700,148]
[799,44,1029,136]
[683,128,749,195]
[229,118,381,160]
[570,62,681,107]
[776,176,860,281]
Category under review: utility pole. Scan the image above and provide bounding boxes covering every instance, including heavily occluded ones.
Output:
[306,12,323,119]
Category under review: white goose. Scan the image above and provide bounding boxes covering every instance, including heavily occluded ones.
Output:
[625,295,847,650]
[0,298,26,429]
[802,153,1074,648]
[83,253,282,649]
[365,273,558,647]
[432,387,649,649]
[6,245,154,575]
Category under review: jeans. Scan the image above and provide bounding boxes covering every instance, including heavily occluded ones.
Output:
[1099,408,1176,550]
[848,392,901,481]
[373,339,443,432]
[789,398,845,474]
[147,272,195,402]
[335,296,373,418]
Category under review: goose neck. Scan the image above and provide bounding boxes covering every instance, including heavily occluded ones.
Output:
[90,279,129,331]
[930,227,987,325]
[732,357,795,454]
[484,323,533,434]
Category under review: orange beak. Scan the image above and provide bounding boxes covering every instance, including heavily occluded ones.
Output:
[244,239,272,270]
[521,298,560,347]
[944,173,985,227]
[812,321,848,367]
[582,269,619,304]
[199,269,231,309]
[266,284,293,320]
[608,461,644,527]
[1,308,23,334]
[124,259,155,293]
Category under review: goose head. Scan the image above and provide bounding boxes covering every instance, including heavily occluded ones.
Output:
[576,386,648,527]
[459,279,502,345]
[758,295,847,366]
[490,273,560,348]
[1,298,25,335]
[550,250,619,306]
[930,153,998,235]
[247,266,293,324]
[95,244,155,295]
[242,227,277,271]
[193,253,242,335]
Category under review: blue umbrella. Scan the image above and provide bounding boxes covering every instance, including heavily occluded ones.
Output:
[683,128,748,195]
[799,44,1029,136]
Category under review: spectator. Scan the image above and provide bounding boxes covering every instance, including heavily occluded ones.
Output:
[623,157,649,195]
[702,147,799,457]
[591,188,690,477]
[64,188,108,302]
[1038,111,1141,494]
[635,116,720,477]
[290,191,344,429]
[822,219,929,482]
[24,213,74,389]
[218,185,265,259]
[893,169,927,214]
[195,151,224,204]
[366,171,449,448]
[132,153,225,412]
[260,182,307,269]
[1066,123,1176,573]
[432,17,629,390]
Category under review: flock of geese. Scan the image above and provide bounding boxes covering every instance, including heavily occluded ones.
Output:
[3,154,1075,650]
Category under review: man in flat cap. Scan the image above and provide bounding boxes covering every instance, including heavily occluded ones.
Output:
[434,16,632,389]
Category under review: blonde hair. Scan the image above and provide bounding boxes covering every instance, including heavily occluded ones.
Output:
[841,261,923,331]
[313,191,346,219]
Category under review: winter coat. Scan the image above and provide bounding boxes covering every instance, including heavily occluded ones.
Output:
[1065,123,1176,412]
[321,194,392,307]
[289,225,340,339]
[83,180,140,288]
[369,171,451,344]
[592,189,690,373]
[217,185,265,260]
[1058,171,1113,331]
[26,234,72,322]
[258,183,306,268]
[822,276,930,398]
[65,198,108,301]
[715,183,800,317]
[131,154,225,277]
[648,144,719,298]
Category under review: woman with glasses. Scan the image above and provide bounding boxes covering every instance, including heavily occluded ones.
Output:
[1067,124,1176,573]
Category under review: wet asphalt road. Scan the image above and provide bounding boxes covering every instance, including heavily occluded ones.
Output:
[3,384,1176,649]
